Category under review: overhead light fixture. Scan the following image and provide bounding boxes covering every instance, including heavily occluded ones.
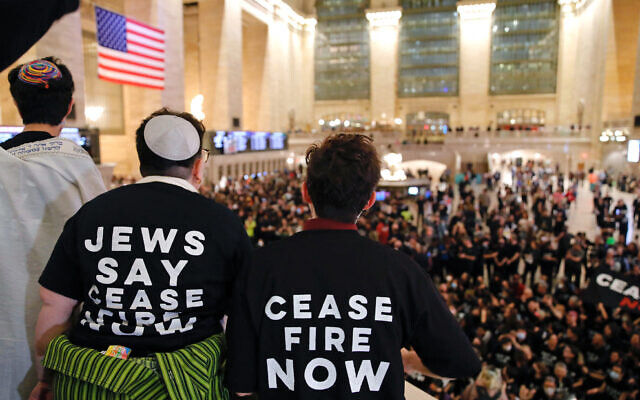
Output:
[365,8,402,28]
[457,0,496,19]
[85,106,104,123]
[190,94,205,121]
[558,0,588,15]
[304,17,317,31]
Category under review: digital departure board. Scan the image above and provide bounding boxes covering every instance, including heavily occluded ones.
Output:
[209,130,287,154]
[250,132,268,151]
[269,132,286,150]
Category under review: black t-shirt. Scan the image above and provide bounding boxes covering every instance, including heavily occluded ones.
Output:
[523,247,540,267]
[226,227,481,399]
[0,130,53,150]
[39,181,252,356]
[502,243,520,261]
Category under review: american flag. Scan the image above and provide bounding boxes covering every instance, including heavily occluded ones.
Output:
[94,6,165,90]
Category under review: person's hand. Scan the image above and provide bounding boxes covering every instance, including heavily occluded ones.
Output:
[29,382,52,400]
[401,348,426,375]
[586,387,600,395]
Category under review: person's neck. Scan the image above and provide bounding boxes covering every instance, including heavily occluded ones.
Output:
[23,123,62,137]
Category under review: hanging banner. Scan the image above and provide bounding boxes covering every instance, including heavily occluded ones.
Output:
[582,267,640,314]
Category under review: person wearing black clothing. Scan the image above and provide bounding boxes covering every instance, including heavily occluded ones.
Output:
[504,236,522,277]
[613,199,628,239]
[540,239,558,281]
[539,209,554,233]
[226,134,480,399]
[602,193,613,213]
[564,241,584,286]
[633,197,640,229]
[523,238,540,286]
[32,109,252,399]
[457,236,477,277]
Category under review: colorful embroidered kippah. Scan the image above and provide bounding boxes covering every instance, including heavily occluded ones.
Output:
[18,60,62,89]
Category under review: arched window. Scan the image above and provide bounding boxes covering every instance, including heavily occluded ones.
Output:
[490,0,559,94]
[315,0,370,100]
[399,0,459,97]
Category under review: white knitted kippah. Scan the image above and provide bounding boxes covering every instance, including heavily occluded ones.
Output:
[143,115,200,161]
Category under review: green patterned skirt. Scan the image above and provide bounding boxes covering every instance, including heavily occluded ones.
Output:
[43,334,230,400]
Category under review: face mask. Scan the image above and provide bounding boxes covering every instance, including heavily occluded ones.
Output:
[451,282,458,289]
[503,345,512,352]
[609,371,620,381]
[545,388,555,397]
[516,332,527,341]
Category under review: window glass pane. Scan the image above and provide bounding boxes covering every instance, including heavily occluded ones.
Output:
[489,0,559,95]
[398,0,459,97]
[315,0,370,100]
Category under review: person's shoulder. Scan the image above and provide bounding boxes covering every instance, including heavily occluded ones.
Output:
[76,184,133,210]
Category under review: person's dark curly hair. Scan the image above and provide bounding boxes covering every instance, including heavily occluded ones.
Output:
[305,133,381,223]
[135,108,205,177]
[8,56,74,125]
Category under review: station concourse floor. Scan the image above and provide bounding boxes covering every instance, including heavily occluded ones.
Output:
[411,179,637,287]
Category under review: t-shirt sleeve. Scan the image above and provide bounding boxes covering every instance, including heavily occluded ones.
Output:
[38,216,84,301]
[407,268,481,379]
[225,249,258,393]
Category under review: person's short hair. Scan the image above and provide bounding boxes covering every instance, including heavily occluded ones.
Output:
[476,367,502,391]
[305,133,381,223]
[135,108,205,177]
[8,57,74,125]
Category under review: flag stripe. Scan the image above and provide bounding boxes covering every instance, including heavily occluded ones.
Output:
[100,76,164,90]
[127,29,165,44]
[128,39,165,53]
[98,64,163,81]
[126,20,164,40]
[97,51,164,72]
[127,17,164,34]
[127,32,165,49]
[98,46,164,68]
[98,61,164,79]
[98,68,164,89]
[127,45,165,61]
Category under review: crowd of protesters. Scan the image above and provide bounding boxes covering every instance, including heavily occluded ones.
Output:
[190,159,640,400]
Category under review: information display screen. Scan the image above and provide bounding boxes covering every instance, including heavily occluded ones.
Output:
[628,140,640,162]
[213,131,226,150]
[231,131,249,152]
[60,128,87,146]
[269,132,286,150]
[207,130,288,154]
[0,126,86,146]
[250,132,269,151]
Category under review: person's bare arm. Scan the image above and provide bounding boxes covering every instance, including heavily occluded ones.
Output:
[34,287,78,382]
[401,348,455,380]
